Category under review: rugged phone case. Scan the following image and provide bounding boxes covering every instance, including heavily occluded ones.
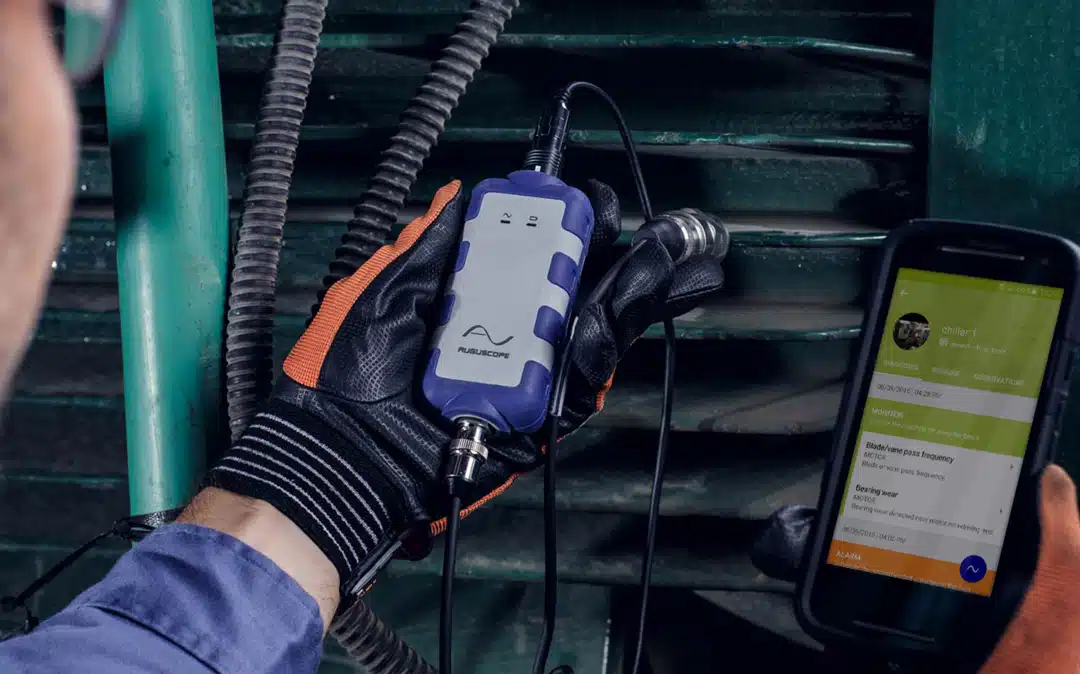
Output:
[795,218,1080,655]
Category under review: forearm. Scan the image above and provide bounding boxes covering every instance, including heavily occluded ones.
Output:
[0,518,326,674]
[178,487,341,630]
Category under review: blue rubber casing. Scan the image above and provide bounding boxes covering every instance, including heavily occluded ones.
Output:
[422,170,595,433]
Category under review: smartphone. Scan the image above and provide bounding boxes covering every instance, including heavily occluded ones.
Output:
[798,219,1080,660]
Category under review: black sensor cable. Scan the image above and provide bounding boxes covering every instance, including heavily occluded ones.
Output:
[439,81,728,674]
[525,81,667,674]
[628,316,676,674]
[441,494,464,674]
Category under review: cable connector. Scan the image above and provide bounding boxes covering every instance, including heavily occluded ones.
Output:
[523,81,653,217]
[632,208,731,264]
[441,420,492,674]
[446,419,492,497]
[523,90,572,177]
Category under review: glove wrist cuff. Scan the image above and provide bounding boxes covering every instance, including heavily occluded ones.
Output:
[207,399,402,587]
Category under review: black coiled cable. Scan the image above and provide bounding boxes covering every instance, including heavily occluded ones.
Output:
[225,0,328,442]
[319,0,521,301]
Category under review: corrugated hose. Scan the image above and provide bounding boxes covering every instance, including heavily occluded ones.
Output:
[332,598,437,674]
[225,0,328,442]
[319,0,520,300]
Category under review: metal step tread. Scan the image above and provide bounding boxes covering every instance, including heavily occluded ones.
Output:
[394,507,790,590]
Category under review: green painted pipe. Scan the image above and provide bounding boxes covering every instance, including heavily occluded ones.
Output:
[103,1,229,513]
[63,10,98,69]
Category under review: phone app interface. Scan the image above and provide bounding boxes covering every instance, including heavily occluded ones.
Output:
[828,268,1063,596]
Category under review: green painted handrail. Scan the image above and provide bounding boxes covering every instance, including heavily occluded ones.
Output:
[103,1,230,514]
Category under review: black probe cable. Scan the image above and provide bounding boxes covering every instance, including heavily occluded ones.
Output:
[441,495,464,674]
[534,336,573,674]
[532,240,646,674]
[437,80,670,674]
[628,317,675,674]
[532,245,646,674]
[549,81,653,221]
[527,81,672,674]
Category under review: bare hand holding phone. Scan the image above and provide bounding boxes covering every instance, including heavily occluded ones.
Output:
[796,220,1080,658]
[980,464,1080,673]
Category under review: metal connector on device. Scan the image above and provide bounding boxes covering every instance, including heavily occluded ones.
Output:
[446,419,492,495]
[523,94,571,177]
[631,208,730,264]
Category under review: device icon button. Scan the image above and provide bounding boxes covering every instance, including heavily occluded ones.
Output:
[960,555,987,583]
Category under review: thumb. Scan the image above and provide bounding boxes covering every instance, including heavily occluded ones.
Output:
[584,179,622,250]
[979,465,1080,674]
[1037,464,1080,565]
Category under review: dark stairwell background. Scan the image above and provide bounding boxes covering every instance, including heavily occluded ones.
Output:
[1,1,932,670]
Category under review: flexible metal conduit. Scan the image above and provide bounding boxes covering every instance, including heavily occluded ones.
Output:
[225,0,328,442]
[320,0,521,298]
[332,599,437,674]
[221,2,437,670]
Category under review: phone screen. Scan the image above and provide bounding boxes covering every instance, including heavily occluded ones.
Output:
[828,267,1063,596]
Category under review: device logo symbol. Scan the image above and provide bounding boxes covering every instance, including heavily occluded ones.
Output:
[959,555,987,583]
[462,325,514,347]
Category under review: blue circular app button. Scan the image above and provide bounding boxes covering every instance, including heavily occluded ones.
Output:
[960,555,987,583]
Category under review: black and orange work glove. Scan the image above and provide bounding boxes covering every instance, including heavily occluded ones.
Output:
[207,180,726,593]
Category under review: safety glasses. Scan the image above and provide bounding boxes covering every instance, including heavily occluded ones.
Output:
[51,0,128,85]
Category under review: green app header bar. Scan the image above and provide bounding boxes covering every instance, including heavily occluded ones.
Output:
[875,268,1063,398]
[899,268,1063,299]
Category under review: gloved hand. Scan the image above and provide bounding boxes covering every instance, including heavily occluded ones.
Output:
[208,179,726,592]
[750,504,816,583]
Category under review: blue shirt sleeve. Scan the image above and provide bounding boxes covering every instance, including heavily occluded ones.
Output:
[0,524,325,674]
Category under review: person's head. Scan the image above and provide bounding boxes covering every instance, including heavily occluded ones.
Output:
[0,0,121,396]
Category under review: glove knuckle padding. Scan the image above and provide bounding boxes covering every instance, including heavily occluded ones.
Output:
[560,240,726,427]
[570,303,619,389]
[666,254,726,315]
[611,238,675,349]
[585,179,622,249]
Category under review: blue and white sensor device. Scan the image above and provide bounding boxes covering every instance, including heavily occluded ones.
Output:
[422,170,594,485]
